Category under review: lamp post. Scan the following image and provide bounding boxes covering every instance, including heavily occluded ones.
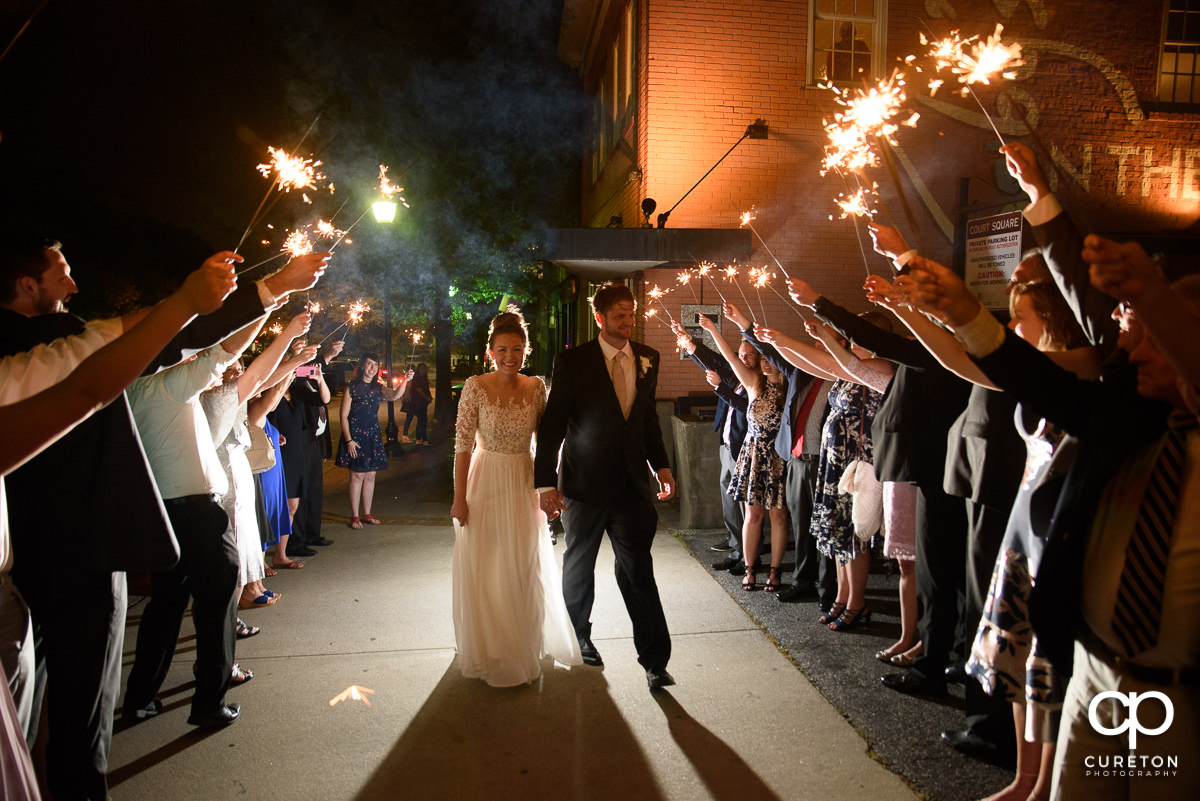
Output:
[373,199,401,455]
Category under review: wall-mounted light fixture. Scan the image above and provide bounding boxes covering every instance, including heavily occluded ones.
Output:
[656,119,769,228]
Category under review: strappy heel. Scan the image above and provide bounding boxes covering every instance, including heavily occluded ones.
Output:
[762,566,783,593]
[828,605,871,631]
[742,565,757,591]
[818,602,846,625]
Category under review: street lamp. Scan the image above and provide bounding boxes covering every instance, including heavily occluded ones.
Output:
[373,201,401,455]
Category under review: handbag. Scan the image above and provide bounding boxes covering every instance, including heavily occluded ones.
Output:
[838,385,883,543]
[246,423,277,474]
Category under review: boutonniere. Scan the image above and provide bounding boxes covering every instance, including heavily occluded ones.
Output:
[638,355,653,378]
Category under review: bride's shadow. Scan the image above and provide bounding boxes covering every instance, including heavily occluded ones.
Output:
[354,659,666,800]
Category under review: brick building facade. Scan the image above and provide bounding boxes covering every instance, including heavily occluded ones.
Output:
[555,0,1200,402]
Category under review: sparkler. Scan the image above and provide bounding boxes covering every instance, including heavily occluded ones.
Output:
[319,300,370,345]
[722,265,756,321]
[406,330,423,369]
[922,24,1024,145]
[329,164,410,252]
[268,323,284,336]
[645,285,677,323]
[696,261,727,304]
[234,115,325,253]
[281,229,314,258]
[748,267,771,324]
[739,210,791,279]
[307,300,323,314]
[675,270,700,303]
[642,306,673,334]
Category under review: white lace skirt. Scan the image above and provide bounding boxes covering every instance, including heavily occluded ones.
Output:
[452,447,581,687]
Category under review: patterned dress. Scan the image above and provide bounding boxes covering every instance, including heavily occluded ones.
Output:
[811,378,883,565]
[728,380,786,508]
[451,375,582,686]
[967,409,1067,742]
[335,379,387,472]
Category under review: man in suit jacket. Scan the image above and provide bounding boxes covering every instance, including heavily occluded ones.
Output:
[0,236,327,801]
[906,252,1200,799]
[536,282,676,690]
[670,317,751,572]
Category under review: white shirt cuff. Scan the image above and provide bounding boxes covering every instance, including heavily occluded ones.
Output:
[893,249,918,268]
[255,279,282,312]
[536,487,556,494]
[1023,193,1063,227]
[954,306,1008,359]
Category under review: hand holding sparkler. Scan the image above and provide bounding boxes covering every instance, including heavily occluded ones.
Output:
[263,252,331,300]
[904,255,983,327]
[721,302,751,331]
[1000,142,1051,204]
[786,278,820,308]
[1081,235,1166,305]
[668,320,697,354]
[695,312,719,336]
[283,312,313,341]
[866,223,912,262]
[863,275,911,310]
[325,339,345,358]
[181,252,241,315]
[704,369,721,389]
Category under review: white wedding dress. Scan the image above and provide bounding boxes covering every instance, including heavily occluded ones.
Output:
[452,375,582,687]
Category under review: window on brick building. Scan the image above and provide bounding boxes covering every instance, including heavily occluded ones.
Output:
[590,0,638,184]
[1160,0,1200,109]
[809,0,885,86]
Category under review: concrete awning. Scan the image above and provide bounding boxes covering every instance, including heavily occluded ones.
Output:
[545,227,753,282]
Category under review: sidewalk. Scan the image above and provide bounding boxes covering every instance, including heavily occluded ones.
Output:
[108,405,921,800]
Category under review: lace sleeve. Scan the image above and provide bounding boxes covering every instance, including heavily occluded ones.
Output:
[532,376,548,424]
[844,355,893,394]
[454,377,481,454]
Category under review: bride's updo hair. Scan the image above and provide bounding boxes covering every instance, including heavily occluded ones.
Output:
[487,306,529,355]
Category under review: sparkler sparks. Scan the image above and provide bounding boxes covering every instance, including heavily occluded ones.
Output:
[377,164,410,208]
[834,186,878,220]
[696,261,728,303]
[314,219,345,241]
[268,323,284,335]
[922,24,1024,143]
[281,229,314,257]
[347,300,370,327]
[739,209,791,279]
[257,146,326,194]
[307,301,322,314]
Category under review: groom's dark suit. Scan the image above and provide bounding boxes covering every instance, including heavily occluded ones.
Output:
[534,337,672,672]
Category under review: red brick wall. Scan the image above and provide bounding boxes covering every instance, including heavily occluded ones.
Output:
[576,0,1200,401]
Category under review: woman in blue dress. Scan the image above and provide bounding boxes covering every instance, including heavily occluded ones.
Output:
[335,353,412,528]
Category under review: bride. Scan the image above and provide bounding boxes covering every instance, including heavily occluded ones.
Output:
[450,310,582,686]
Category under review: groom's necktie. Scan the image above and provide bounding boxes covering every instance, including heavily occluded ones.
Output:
[612,351,633,419]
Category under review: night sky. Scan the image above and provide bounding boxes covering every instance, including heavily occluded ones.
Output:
[0,0,586,319]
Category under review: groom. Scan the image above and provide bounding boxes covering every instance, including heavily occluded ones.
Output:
[536,282,677,690]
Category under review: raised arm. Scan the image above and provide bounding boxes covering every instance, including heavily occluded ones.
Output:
[696,313,759,392]
[238,313,312,403]
[754,324,842,381]
[2,256,236,473]
[808,320,894,391]
[248,375,291,428]
[381,367,414,402]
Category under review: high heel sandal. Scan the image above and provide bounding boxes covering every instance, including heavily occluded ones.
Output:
[828,605,871,631]
[741,565,757,591]
[762,566,783,593]
[817,602,846,625]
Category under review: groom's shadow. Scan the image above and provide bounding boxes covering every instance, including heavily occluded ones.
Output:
[354,659,666,800]
[652,691,783,801]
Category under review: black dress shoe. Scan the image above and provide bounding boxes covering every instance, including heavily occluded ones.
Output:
[940,728,1011,762]
[310,537,335,547]
[578,638,603,667]
[287,546,317,557]
[880,672,947,696]
[646,669,676,690]
[187,703,240,728]
[944,663,967,685]
[711,557,739,571]
[123,699,162,721]
[776,583,816,603]
[709,540,734,552]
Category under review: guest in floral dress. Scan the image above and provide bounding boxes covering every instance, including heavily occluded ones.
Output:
[696,314,788,592]
[335,353,411,529]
